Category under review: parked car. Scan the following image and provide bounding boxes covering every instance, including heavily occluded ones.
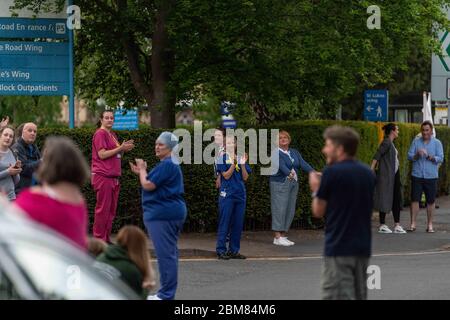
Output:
[0,197,139,300]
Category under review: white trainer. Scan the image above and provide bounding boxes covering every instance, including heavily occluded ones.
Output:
[378,224,393,233]
[147,294,162,300]
[281,237,295,245]
[393,225,407,234]
[273,237,291,246]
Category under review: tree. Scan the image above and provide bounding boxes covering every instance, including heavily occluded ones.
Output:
[0,96,63,126]
[11,0,450,127]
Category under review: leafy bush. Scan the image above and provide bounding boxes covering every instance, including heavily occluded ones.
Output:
[36,121,450,233]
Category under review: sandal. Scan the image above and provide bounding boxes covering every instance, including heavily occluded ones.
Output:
[407,227,416,232]
[426,228,435,233]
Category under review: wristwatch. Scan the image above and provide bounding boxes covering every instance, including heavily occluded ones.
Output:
[311,192,317,198]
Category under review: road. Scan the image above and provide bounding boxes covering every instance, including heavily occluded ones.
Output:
[176,250,450,300]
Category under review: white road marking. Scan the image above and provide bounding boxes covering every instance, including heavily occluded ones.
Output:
[179,250,450,262]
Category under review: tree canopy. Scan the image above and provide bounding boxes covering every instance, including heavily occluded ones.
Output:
[10,0,450,127]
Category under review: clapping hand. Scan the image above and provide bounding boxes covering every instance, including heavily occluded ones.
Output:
[121,140,135,152]
[135,158,147,171]
[129,161,140,175]
[238,153,248,164]
[0,116,9,129]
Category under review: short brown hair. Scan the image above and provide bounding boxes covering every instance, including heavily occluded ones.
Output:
[323,125,360,157]
[421,120,433,130]
[36,136,90,187]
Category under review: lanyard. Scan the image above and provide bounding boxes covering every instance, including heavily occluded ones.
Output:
[226,152,240,172]
[279,148,294,165]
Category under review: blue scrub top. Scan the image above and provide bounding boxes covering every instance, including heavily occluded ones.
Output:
[216,153,251,201]
[142,156,187,221]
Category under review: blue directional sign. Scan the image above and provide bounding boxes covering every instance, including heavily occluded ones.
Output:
[0,41,69,95]
[0,18,68,39]
[113,108,139,131]
[0,41,69,55]
[364,90,389,122]
[0,82,69,95]
[222,119,237,129]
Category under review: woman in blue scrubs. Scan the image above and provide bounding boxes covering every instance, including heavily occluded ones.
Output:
[130,131,186,300]
[216,135,251,260]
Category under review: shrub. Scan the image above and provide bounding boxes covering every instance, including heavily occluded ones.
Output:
[36,121,450,233]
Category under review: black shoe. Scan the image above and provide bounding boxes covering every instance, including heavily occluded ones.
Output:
[227,252,246,259]
[217,253,230,260]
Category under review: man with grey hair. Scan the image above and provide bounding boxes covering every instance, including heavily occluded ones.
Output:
[12,122,41,194]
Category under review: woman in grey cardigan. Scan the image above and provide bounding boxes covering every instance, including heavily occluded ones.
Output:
[371,123,406,234]
[0,126,21,200]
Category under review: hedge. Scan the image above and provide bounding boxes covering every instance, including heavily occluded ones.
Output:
[36,121,450,233]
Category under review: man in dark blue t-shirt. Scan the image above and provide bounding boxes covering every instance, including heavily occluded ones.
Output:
[309,125,375,300]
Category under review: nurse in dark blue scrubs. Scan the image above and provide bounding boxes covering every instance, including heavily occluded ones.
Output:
[216,135,251,260]
[130,131,186,300]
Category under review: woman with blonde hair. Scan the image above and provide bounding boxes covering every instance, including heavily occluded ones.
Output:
[96,225,155,298]
[270,130,317,246]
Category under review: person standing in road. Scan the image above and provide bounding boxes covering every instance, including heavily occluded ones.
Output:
[371,123,406,234]
[129,131,186,300]
[309,126,375,300]
[407,120,444,233]
[91,110,135,243]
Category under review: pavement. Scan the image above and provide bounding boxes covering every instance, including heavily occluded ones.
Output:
[148,195,450,259]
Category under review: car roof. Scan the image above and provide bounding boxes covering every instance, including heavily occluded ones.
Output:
[0,197,139,299]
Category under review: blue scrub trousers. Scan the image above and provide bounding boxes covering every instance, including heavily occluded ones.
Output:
[145,219,185,300]
[216,197,246,255]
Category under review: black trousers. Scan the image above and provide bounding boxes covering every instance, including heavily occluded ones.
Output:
[380,170,401,224]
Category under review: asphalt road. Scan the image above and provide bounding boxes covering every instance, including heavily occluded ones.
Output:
[175,250,450,300]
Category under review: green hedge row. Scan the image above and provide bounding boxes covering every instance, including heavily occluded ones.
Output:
[36,121,450,233]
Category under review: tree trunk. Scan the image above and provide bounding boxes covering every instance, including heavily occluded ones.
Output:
[119,0,175,128]
[150,1,175,128]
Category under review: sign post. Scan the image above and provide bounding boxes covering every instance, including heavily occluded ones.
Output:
[431,7,450,126]
[364,90,388,145]
[363,90,389,122]
[0,0,73,127]
[68,0,75,128]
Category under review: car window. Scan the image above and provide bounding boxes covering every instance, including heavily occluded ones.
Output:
[0,267,21,300]
[7,240,131,300]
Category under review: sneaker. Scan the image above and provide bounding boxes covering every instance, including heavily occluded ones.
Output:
[393,225,407,234]
[147,294,162,300]
[273,237,291,246]
[281,237,295,245]
[378,224,393,233]
[227,252,247,259]
[217,253,230,260]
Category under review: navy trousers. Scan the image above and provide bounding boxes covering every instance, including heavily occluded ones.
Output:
[216,197,246,255]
